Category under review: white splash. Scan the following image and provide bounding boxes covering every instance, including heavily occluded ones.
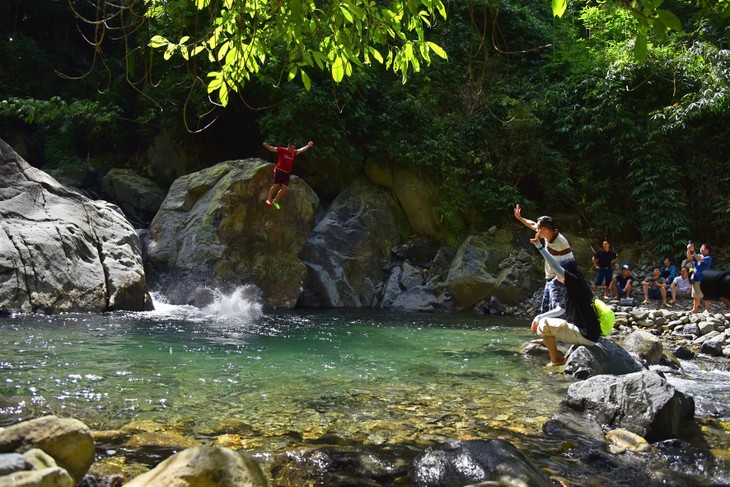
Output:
[201,286,264,322]
[147,286,264,324]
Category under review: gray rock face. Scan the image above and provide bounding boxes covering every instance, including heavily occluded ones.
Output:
[298,179,410,307]
[622,330,664,365]
[0,139,150,314]
[563,339,646,379]
[410,439,554,487]
[146,159,319,308]
[124,446,268,487]
[102,168,166,227]
[566,370,695,442]
[445,233,540,309]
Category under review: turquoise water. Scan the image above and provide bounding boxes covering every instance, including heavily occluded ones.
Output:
[1,289,729,484]
[0,291,569,442]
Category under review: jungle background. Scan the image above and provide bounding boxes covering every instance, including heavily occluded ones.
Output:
[1,0,729,263]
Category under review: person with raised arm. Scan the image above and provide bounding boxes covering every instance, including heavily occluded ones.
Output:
[514,204,574,314]
[530,233,600,366]
[263,140,314,209]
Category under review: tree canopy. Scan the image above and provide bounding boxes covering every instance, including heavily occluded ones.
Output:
[145,0,448,105]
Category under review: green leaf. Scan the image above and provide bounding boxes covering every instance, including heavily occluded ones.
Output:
[369,47,384,64]
[332,55,345,82]
[148,35,168,48]
[301,70,311,91]
[427,41,447,59]
[634,31,648,62]
[656,9,683,32]
[552,0,568,18]
[219,83,229,106]
[207,72,223,93]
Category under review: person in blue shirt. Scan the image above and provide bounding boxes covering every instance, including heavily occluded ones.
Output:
[660,257,677,284]
[687,242,712,314]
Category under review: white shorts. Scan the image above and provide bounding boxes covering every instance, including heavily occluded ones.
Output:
[536,318,597,347]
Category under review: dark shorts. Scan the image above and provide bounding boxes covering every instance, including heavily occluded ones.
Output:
[273,169,291,185]
[595,268,612,286]
[648,287,662,300]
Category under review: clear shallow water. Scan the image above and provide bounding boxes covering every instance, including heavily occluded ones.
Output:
[1,289,729,484]
[0,292,565,433]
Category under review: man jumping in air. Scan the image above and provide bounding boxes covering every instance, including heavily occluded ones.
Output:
[263,140,314,209]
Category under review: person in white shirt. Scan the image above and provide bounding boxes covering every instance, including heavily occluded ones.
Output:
[514,204,574,313]
[670,266,692,305]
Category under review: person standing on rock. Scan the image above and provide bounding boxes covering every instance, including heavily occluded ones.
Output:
[687,242,712,314]
[530,235,601,366]
[263,140,314,209]
[514,205,574,313]
[592,240,618,298]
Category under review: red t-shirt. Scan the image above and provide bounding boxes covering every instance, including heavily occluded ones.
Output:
[275,147,298,173]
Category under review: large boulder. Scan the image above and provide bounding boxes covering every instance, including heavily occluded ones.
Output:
[146,128,197,188]
[409,439,554,487]
[124,446,268,487]
[298,179,410,307]
[565,370,695,442]
[146,159,318,308]
[444,232,541,309]
[103,168,166,227]
[0,139,150,314]
[0,416,95,485]
[563,339,646,379]
[365,160,451,241]
[621,330,664,365]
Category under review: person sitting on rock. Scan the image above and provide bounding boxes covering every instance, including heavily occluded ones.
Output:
[529,234,600,366]
[670,266,692,305]
[610,264,634,300]
[660,257,677,284]
[641,266,668,307]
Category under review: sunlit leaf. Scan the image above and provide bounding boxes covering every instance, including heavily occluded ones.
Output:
[552,0,568,17]
[148,35,168,48]
[301,69,311,91]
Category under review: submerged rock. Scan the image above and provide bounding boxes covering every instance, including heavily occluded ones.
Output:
[271,445,416,486]
[409,439,553,487]
[0,139,151,314]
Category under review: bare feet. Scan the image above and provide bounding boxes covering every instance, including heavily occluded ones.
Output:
[545,357,567,367]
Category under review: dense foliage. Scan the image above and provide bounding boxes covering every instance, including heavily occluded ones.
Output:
[1,0,729,259]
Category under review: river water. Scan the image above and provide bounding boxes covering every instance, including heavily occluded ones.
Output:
[1,287,729,485]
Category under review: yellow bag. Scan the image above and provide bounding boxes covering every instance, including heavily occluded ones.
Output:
[593,298,615,335]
